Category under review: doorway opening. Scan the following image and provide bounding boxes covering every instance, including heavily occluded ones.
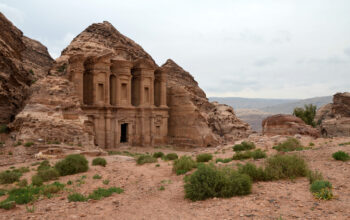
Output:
[120,123,128,143]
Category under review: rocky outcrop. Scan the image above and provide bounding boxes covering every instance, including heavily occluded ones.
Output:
[262,114,319,138]
[0,12,53,124]
[317,92,350,137]
[163,59,251,147]
[10,76,95,147]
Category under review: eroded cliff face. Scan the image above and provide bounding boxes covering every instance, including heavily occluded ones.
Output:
[163,59,251,147]
[0,12,53,124]
[317,92,350,137]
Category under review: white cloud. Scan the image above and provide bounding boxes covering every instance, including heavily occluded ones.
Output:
[0,3,24,25]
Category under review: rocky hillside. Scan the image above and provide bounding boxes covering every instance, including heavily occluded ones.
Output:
[163,59,251,147]
[317,92,350,137]
[0,12,53,124]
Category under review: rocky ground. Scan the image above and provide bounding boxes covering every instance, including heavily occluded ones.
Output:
[0,136,349,220]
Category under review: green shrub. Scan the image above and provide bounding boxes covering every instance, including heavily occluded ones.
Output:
[103,180,110,185]
[37,168,59,182]
[0,201,15,210]
[37,160,51,171]
[0,124,9,134]
[272,138,306,152]
[332,151,350,161]
[67,180,73,185]
[136,155,157,165]
[232,141,255,151]
[93,174,102,179]
[339,142,350,146]
[250,149,267,159]
[0,170,22,184]
[14,141,22,146]
[309,142,315,147]
[313,187,333,200]
[14,167,30,174]
[293,104,316,127]
[173,156,197,175]
[196,153,213,162]
[24,142,34,147]
[310,180,332,193]
[42,182,64,196]
[153,152,164,158]
[307,170,324,184]
[92,157,107,167]
[215,158,232,163]
[88,187,123,200]
[184,164,252,201]
[68,193,87,202]
[165,153,178,160]
[54,154,89,176]
[238,163,268,182]
[31,175,43,186]
[264,154,308,180]
[159,186,165,191]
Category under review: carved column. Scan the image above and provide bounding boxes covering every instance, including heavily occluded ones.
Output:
[111,59,133,107]
[155,68,167,107]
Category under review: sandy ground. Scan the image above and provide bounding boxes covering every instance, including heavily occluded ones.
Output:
[0,136,350,220]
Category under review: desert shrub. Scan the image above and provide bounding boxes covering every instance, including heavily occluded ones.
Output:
[0,124,9,134]
[307,170,324,184]
[272,138,305,152]
[332,151,350,161]
[42,182,64,196]
[54,154,89,176]
[196,153,213,162]
[93,174,102,179]
[173,156,197,175]
[14,141,22,146]
[24,142,34,147]
[0,201,15,210]
[293,104,316,127]
[0,170,22,184]
[92,157,107,167]
[31,175,43,186]
[264,154,308,180]
[37,160,51,171]
[184,164,252,201]
[165,153,178,160]
[17,179,28,187]
[103,180,110,185]
[215,158,232,163]
[136,155,157,165]
[250,149,267,159]
[232,151,252,160]
[88,187,123,200]
[153,152,164,158]
[232,141,255,152]
[310,180,333,200]
[68,193,87,202]
[67,180,73,185]
[339,142,350,146]
[309,142,315,147]
[159,186,165,190]
[238,163,268,182]
[5,187,39,205]
[37,168,59,182]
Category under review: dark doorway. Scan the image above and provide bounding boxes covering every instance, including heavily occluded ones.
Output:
[120,123,128,143]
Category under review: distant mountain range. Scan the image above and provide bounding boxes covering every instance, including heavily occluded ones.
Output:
[209,96,333,131]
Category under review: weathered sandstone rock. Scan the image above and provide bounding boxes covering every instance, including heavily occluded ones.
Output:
[163,59,251,147]
[317,92,350,137]
[0,12,53,124]
[262,114,320,138]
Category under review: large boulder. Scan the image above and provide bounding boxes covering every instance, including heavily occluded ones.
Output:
[262,114,319,138]
[0,12,53,124]
[317,92,350,137]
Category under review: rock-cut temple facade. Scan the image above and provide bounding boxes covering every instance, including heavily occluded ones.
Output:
[68,54,168,148]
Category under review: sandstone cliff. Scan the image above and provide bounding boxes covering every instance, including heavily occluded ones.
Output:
[163,59,251,147]
[0,12,53,124]
[316,92,350,137]
[262,114,320,138]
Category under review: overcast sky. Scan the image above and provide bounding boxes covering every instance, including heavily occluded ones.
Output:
[1,0,349,99]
